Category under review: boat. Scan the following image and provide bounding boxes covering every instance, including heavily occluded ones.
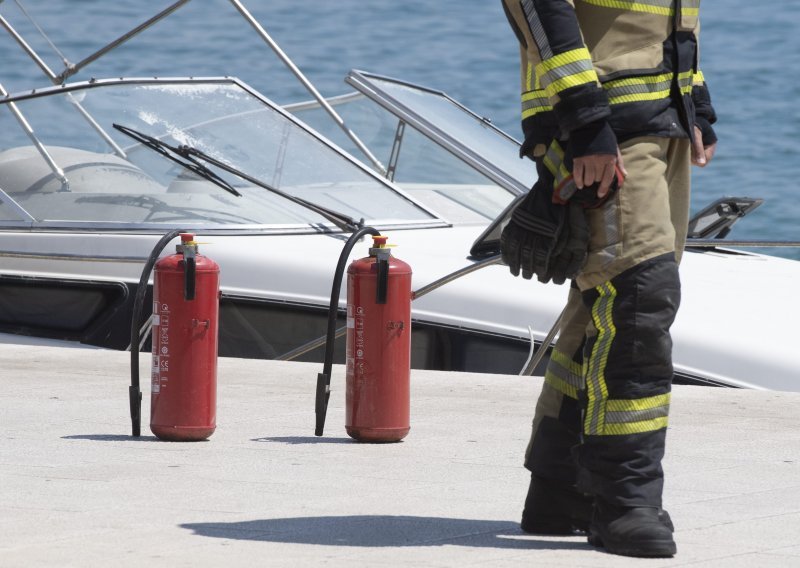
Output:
[1,1,798,391]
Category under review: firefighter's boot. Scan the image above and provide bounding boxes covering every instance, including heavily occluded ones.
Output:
[520,475,593,535]
[588,502,677,557]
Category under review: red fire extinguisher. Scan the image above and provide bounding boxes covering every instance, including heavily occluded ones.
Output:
[150,233,219,441]
[345,235,412,442]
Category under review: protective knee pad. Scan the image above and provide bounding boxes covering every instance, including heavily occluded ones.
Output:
[581,253,680,398]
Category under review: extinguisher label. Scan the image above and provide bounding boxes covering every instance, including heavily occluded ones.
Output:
[350,304,366,378]
[152,301,171,393]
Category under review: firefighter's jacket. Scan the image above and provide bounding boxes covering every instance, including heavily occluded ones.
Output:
[501,0,717,160]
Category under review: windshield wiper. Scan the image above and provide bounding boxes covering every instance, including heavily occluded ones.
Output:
[113,123,362,232]
[113,124,241,197]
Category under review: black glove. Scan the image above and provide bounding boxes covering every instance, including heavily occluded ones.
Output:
[501,180,590,285]
[547,202,588,285]
[500,182,557,282]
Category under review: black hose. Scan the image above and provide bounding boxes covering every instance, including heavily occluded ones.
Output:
[129,229,185,437]
[315,226,380,436]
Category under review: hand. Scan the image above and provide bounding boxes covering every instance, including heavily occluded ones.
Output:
[573,147,627,199]
[692,125,717,167]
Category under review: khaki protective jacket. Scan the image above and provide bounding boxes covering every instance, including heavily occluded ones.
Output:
[501,0,716,160]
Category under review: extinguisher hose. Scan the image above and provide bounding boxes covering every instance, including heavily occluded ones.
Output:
[315,226,381,436]
[129,229,185,437]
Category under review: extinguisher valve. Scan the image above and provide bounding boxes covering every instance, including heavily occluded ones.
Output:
[368,235,391,259]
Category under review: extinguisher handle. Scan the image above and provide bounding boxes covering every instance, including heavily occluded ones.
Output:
[184,256,196,301]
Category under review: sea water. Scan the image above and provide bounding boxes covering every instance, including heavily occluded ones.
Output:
[1,0,798,258]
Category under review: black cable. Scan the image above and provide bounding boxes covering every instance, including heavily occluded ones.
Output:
[129,229,185,436]
[315,226,380,436]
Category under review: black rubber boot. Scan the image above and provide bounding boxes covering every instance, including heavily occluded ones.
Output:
[588,502,677,558]
[520,475,593,535]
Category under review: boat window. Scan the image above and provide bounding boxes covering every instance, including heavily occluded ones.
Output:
[0,80,444,231]
[345,71,537,193]
[290,93,512,223]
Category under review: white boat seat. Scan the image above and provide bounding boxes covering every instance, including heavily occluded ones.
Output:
[0,146,164,194]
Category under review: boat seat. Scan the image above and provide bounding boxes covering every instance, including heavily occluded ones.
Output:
[0,146,165,194]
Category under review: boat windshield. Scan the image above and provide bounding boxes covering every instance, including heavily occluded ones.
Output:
[287,72,536,224]
[0,78,444,232]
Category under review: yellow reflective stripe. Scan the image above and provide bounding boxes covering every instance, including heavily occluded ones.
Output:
[521,89,552,119]
[581,0,674,16]
[525,61,536,92]
[608,89,671,105]
[544,372,579,400]
[535,48,598,99]
[693,71,705,85]
[544,348,584,399]
[550,348,583,378]
[682,0,700,17]
[538,47,594,74]
[542,140,569,182]
[606,393,671,412]
[584,282,615,436]
[543,70,599,99]
[604,71,693,104]
[594,390,671,435]
[603,417,669,436]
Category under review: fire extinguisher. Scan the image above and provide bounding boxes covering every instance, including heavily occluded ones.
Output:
[150,233,219,441]
[345,235,412,442]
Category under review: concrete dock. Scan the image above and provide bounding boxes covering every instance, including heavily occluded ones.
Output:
[1,342,799,567]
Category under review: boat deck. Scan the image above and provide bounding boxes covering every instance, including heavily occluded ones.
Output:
[1,342,799,567]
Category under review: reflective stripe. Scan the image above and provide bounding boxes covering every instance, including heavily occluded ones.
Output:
[521,0,553,60]
[682,0,700,17]
[521,88,552,118]
[536,48,599,99]
[605,393,671,434]
[604,71,693,105]
[692,70,705,85]
[522,68,694,120]
[581,0,674,16]
[542,140,570,187]
[603,416,669,435]
[544,348,584,399]
[584,282,615,436]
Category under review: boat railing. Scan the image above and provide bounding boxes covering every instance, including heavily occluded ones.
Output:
[0,0,386,174]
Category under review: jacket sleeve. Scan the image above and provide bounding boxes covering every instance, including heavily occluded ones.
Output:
[501,0,616,158]
[690,19,718,145]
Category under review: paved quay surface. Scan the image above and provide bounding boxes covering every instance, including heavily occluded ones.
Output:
[1,342,799,567]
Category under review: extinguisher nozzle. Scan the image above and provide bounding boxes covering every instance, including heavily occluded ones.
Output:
[314,372,331,436]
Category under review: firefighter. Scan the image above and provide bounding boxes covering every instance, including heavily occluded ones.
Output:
[499,0,717,558]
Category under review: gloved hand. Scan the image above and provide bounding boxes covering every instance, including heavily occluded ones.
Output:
[500,182,563,283]
[501,179,591,284]
[547,202,588,285]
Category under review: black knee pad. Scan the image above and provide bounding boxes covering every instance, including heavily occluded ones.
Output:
[581,253,680,398]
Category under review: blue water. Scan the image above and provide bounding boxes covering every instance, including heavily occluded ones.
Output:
[2,0,799,258]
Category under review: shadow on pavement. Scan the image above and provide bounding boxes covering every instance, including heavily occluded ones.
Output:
[181,515,590,550]
[253,436,354,444]
[62,434,161,442]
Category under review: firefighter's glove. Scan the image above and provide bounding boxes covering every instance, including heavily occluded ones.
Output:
[501,184,562,283]
[546,202,589,285]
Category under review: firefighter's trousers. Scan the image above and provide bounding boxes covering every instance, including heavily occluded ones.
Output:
[525,136,691,507]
